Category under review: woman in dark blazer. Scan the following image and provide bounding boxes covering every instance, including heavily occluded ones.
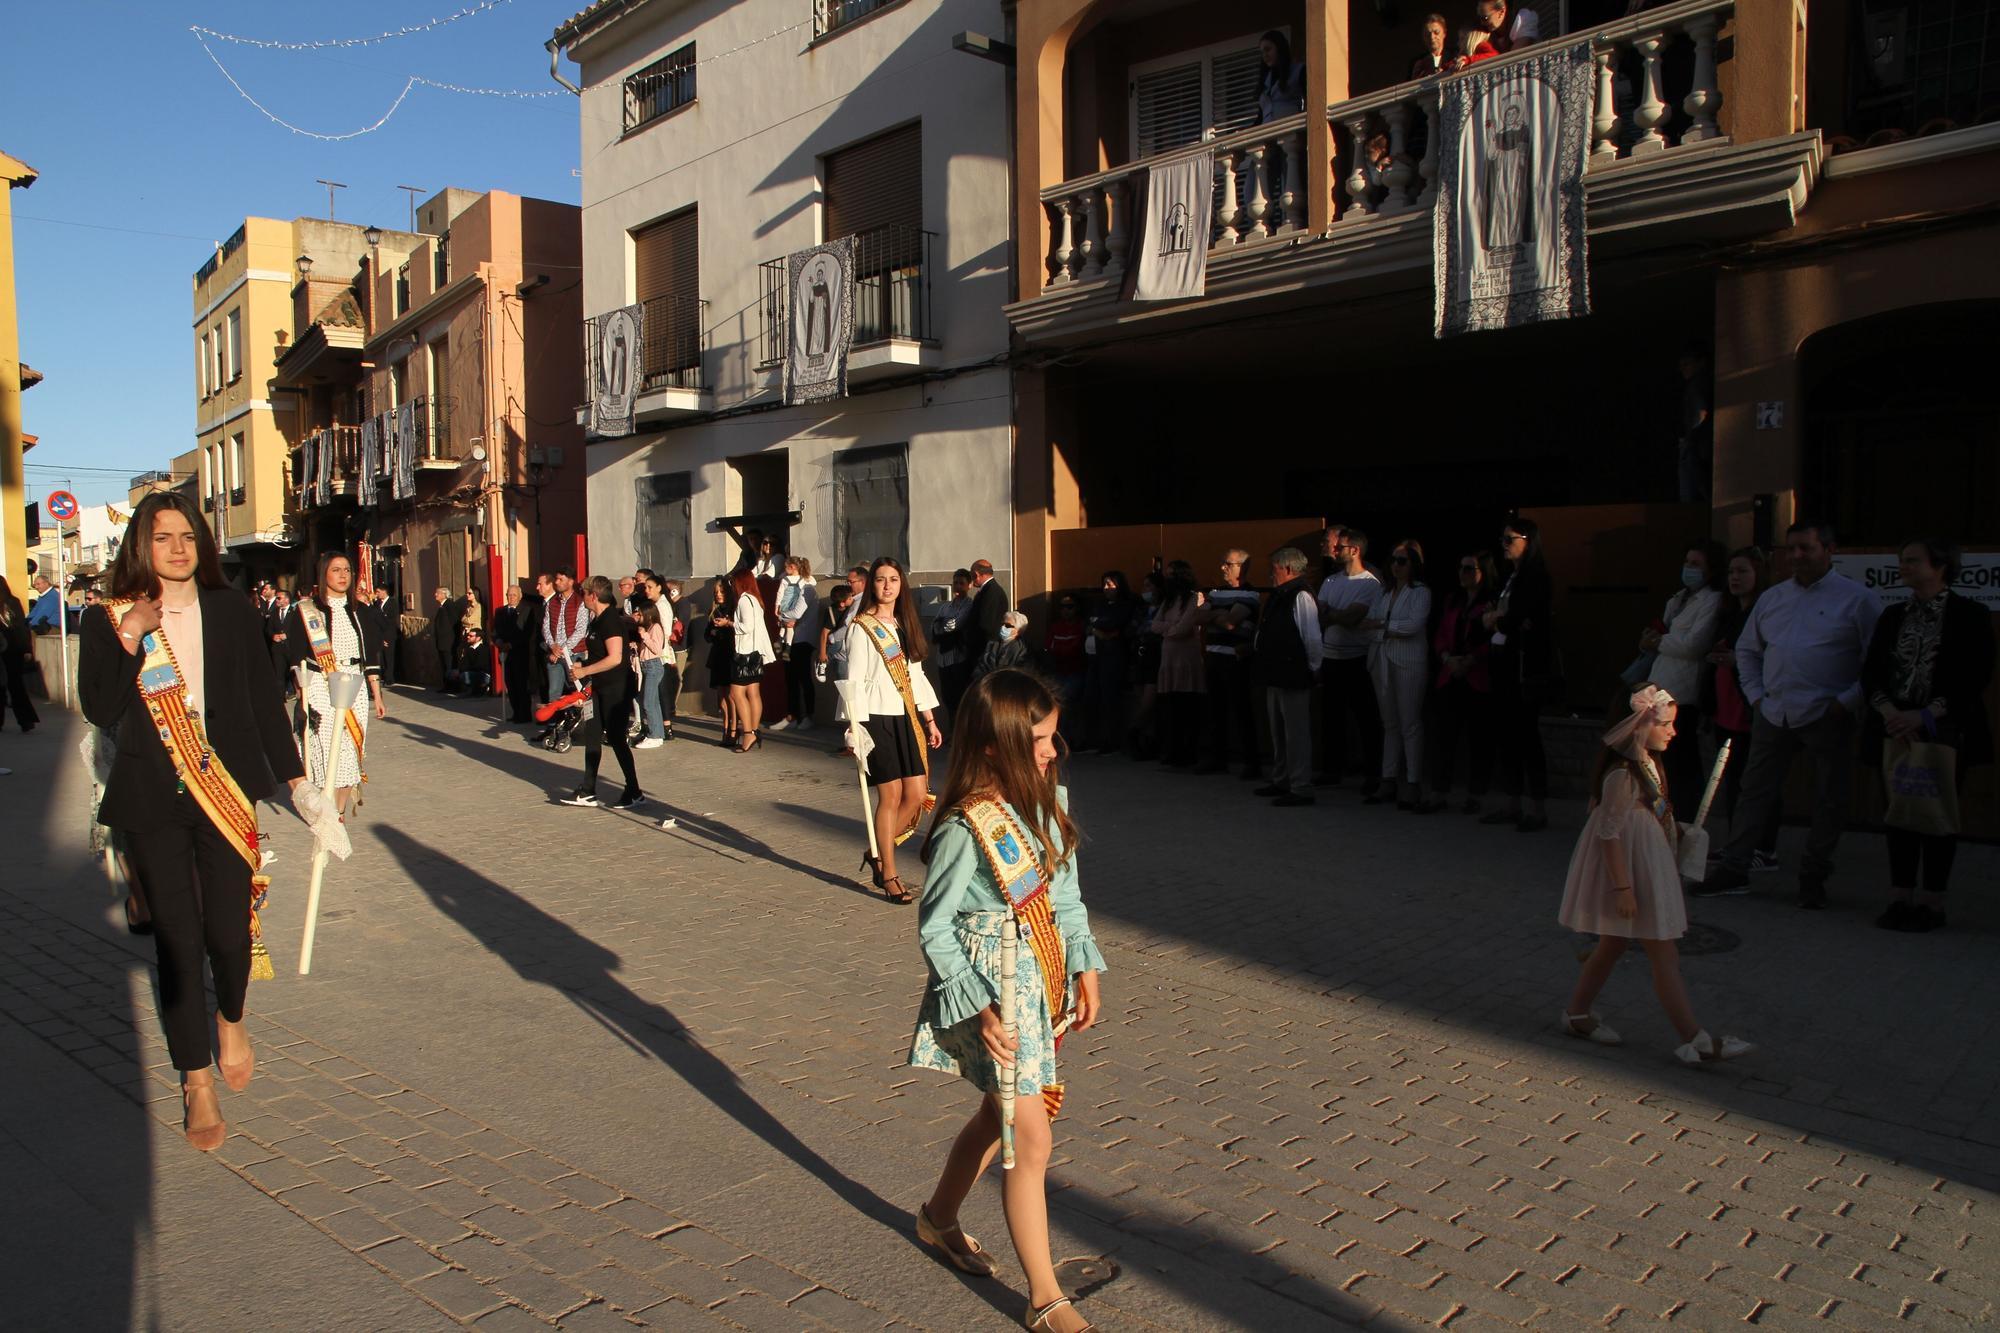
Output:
[1482,516,1556,832]
[80,493,305,1152]
[1862,538,1995,933]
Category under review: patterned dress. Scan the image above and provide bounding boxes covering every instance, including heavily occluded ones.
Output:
[302,598,367,790]
[907,792,1106,1098]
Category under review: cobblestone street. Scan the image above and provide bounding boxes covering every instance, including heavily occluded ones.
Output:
[4,689,1997,1330]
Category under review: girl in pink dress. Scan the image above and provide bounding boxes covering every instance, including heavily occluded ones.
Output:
[1558,686,1756,1065]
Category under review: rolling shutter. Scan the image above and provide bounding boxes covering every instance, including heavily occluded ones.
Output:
[1134,62,1204,158]
[633,207,698,305]
[1211,46,1267,133]
[824,122,922,241]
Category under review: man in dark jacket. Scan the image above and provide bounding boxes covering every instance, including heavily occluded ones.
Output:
[496,582,537,723]
[964,558,1009,665]
[431,586,465,692]
[372,587,400,685]
[520,576,549,710]
[1252,547,1324,807]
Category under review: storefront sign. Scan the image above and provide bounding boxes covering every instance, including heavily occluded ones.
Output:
[1834,552,2000,611]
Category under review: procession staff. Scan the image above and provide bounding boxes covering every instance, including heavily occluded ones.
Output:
[79,493,313,1153]
[842,556,943,904]
[281,552,387,816]
[907,670,1106,1333]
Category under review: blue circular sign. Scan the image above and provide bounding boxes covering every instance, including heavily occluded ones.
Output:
[46,490,79,521]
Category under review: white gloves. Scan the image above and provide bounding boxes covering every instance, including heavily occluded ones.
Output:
[291,782,352,861]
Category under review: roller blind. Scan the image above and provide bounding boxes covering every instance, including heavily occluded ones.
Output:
[1211,46,1267,133]
[1134,62,1204,158]
[824,122,921,241]
[634,207,699,305]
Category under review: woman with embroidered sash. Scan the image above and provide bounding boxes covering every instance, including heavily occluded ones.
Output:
[281,551,388,817]
[907,669,1106,1333]
[1558,685,1756,1066]
[843,557,944,904]
[79,493,309,1153]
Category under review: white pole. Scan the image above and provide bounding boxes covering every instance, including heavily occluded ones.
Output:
[1000,915,1019,1170]
[54,523,70,709]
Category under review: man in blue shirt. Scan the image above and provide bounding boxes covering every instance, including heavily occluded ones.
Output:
[1696,521,1883,908]
[26,575,61,633]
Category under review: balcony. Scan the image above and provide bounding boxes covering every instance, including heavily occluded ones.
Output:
[1009,0,1820,349]
[293,423,364,508]
[758,225,937,383]
[583,294,710,427]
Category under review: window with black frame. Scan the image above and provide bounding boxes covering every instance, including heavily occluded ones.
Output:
[624,43,696,133]
[635,471,694,578]
[831,444,909,571]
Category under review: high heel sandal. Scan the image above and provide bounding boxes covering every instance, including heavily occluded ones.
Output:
[717,731,739,748]
[859,851,885,891]
[881,874,914,905]
[916,1204,997,1277]
[1023,1295,1093,1332]
[732,733,762,752]
[182,1078,226,1153]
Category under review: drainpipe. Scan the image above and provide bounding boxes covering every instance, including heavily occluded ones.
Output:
[546,39,582,96]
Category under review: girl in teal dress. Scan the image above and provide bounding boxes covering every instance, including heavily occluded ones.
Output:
[908,669,1107,1333]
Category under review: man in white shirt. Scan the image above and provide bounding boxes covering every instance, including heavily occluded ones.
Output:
[1253,547,1325,806]
[1696,521,1883,908]
[1316,525,1384,794]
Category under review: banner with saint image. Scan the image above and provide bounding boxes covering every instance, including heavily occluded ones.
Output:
[358,416,379,507]
[590,303,644,438]
[783,236,856,407]
[1433,39,1592,338]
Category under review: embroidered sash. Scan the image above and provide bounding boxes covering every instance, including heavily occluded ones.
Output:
[298,602,368,781]
[960,793,1069,1119]
[862,617,935,842]
[107,599,276,980]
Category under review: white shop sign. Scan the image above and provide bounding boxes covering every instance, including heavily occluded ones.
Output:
[1833,552,2000,612]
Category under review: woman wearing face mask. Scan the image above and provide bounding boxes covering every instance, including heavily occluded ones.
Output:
[1643,540,1726,820]
[973,610,1031,683]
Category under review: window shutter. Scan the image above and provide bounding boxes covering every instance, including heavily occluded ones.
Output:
[1134,62,1204,158]
[1211,46,1267,133]
[633,208,699,305]
[824,122,922,241]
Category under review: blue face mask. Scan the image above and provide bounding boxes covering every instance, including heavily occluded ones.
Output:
[1680,565,1704,591]
[999,626,1017,643]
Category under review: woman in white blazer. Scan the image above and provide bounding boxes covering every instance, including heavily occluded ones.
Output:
[727,569,776,752]
[842,557,944,903]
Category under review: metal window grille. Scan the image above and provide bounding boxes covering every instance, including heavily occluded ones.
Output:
[831,443,909,572]
[624,43,697,133]
[633,472,694,579]
[757,226,933,363]
[813,0,895,39]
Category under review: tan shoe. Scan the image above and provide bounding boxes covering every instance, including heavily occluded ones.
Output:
[182,1076,226,1153]
[916,1204,996,1277]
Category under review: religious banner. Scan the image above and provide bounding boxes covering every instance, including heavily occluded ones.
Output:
[393,403,417,501]
[783,235,856,407]
[314,428,335,503]
[1132,152,1213,302]
[358,416,379,507]
[590,303,643,438]
[300,432,319,508]
[1433,39,1592,338]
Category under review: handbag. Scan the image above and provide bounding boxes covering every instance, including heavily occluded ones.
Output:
[1883,737,1959,837]
[731,650,766,684]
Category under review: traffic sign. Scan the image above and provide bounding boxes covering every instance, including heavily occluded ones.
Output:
[46,490,79,522]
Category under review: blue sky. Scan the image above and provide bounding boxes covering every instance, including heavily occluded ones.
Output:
[5,0,583,509]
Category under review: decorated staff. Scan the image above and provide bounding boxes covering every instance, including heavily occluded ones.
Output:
[906,670,1107,1332]
[1675,738,1732,881]
[298,670,360,976]
[840,557,944,904]
[78,493,314,1154]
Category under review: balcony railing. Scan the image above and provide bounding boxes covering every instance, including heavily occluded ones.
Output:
[584,296,708,399]
[758,225,934,367]
[813,0,894,39]
[195,223,247,283]
[1033,0,1738,285]
[293,423,365,507]
[624,43,695,133]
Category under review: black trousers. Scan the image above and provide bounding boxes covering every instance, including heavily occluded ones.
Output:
[1202,652,1258,772]
[1714,725,1780,855]
[1086,653,1129,751]
[1317,656,1381,784]
[1492,672,1548,801]
[1428,678,1494,796]
[942,660,974,721]
[583,691,639,796]
[504,646,534,720]
[1660,703,1705,821]
[787,642,818,722]
[1,648,38,729]
[658,652,683,731]
[124,801,254,1072]
[1158,691,1203,766]
[1887,828,1959,894]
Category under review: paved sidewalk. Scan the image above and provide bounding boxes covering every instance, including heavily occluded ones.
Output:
[2,688,1995,1330]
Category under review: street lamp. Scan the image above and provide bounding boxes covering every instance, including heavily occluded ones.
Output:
[295,253,314,279]
[363,225,383,248]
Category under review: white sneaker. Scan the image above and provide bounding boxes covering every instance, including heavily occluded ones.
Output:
[1675,1029,1756,1065]
[634,737,664,749]
[767,719,792,731]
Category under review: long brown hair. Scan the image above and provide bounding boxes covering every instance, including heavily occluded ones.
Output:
[108,492,227,599]
[925,668,1079,871]
[864,556,930,662]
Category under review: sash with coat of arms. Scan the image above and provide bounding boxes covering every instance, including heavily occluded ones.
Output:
[959,793,1070,1119]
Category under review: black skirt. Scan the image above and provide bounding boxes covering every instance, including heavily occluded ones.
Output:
[862,712,926,786]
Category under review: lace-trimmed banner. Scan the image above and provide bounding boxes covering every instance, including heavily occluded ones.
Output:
[1433,39,1593,338]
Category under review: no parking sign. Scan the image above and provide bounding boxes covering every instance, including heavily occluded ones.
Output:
[46,490,78,522]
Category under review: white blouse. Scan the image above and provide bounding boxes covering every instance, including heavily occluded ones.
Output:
[841,615,940,718]
[732,592,776,661]
[158,597,206,716]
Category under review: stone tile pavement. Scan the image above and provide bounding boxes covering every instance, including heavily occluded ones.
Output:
[2,687,1995,1330]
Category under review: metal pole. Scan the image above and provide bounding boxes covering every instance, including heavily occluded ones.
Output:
[55,521,69,708]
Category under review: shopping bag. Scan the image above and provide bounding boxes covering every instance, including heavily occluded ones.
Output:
[1883,737,1959,837]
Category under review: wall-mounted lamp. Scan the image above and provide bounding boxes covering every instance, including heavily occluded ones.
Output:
[295,253,314,278]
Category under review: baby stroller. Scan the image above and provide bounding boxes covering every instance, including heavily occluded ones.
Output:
[536,669,591,753]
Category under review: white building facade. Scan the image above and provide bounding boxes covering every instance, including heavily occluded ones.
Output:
[551,0,1015,593]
